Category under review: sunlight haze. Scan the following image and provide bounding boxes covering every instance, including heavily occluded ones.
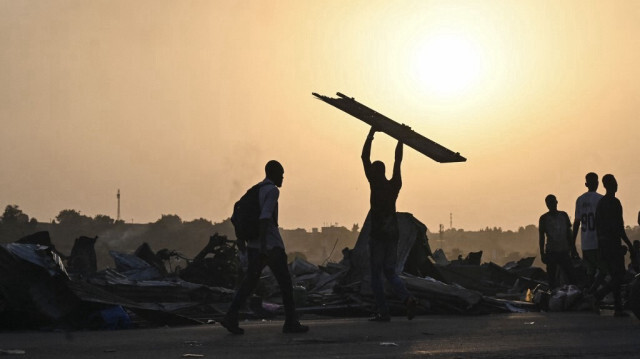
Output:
[2,0,640,232]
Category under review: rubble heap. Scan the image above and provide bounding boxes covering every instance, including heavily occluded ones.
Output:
[2,213,636,331]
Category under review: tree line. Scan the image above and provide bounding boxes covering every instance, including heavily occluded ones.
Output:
[3,204,640,268]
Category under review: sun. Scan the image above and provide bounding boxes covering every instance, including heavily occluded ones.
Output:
[410,33,484,98]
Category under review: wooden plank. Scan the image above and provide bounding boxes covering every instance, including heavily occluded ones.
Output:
[312,92,466,163]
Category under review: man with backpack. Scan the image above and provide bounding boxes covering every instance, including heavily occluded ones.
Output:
[221,160,309,334]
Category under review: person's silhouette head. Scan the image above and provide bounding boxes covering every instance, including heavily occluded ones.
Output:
[265,160,284,187]
[585,172,598,192]
[545,194,558,212]
[602,174,617,194]
[371,161,386,181]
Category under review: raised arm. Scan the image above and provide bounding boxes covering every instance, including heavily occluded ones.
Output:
[392,140,403,183]
[362,128,375,178]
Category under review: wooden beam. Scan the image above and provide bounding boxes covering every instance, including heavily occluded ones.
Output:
[313,92,466,163]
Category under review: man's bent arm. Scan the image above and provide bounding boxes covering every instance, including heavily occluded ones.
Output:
[616,202,633,249]
[362,128,375,176]
[259,186,279,253]
[259,219,269,253]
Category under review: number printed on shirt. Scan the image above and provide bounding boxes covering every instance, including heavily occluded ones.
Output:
[581,212,595,231]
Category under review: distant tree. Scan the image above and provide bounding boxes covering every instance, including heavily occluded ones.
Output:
[154,214,182,227]
[0,205,38,242]
[56,209,91,226]
[518,224,537,233]
[185,218,212,226]
[1,205,29,224]
[94,214,115,226]
[183,218,214,238]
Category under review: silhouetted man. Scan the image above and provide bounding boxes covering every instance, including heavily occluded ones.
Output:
[221,160,309,334]
[572,172,603,289]
[539,194,576,289]
[362,128,416,322]
[594,174,635,317]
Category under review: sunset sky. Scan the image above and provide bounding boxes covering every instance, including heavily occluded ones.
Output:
[2,1,640,232]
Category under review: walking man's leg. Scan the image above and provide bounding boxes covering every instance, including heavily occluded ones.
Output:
[222,249,264,334]
[267,247,309,333]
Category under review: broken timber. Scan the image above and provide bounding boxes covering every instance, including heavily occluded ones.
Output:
[312,92,466,163]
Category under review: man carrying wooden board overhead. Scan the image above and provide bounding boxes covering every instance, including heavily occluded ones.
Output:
[314,91,465,321]
[362,127,417,322]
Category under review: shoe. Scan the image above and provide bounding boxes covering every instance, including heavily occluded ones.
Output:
[614,310,630,318]
[368,313,391,322]
[220,317,244,335]
[282,321,309,334]
[406,296,417,320]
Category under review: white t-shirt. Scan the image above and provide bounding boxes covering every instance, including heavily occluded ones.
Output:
[246,178,284,250]
[574,191,603,251]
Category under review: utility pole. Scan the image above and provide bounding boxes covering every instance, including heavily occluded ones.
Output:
[117,189,121,221]
[450,212,453,229]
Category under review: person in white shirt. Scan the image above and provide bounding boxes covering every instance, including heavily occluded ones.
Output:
[572,172,603,291]
[221,160,309,335]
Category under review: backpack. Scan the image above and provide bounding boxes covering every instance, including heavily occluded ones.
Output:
[231,182,269,244]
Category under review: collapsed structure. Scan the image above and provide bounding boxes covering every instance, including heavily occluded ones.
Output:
[1,214,639,331]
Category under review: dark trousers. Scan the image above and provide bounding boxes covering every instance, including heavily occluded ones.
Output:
[595,244,626,311]
[545,251,575,289]
[227,247,296,322]
[369,237,411,315]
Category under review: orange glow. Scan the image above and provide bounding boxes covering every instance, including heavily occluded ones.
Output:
[1,1,640,232]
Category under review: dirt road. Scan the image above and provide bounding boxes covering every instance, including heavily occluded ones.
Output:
[1,311,639,358]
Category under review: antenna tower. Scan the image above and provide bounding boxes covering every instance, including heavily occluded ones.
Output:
[117,189,121,221]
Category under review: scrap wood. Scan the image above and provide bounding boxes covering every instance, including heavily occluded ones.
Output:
[401,275,482,310]
[66,280,202,326]
[312,92,466,163]
[308,269,348,294]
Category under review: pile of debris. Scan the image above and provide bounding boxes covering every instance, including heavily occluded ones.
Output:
[2,213,637,331]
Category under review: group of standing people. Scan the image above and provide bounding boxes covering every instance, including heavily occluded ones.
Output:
[539,172,638,316]
[220,128,416,335]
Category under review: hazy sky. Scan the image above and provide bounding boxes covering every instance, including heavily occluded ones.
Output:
[2,1,640,232]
